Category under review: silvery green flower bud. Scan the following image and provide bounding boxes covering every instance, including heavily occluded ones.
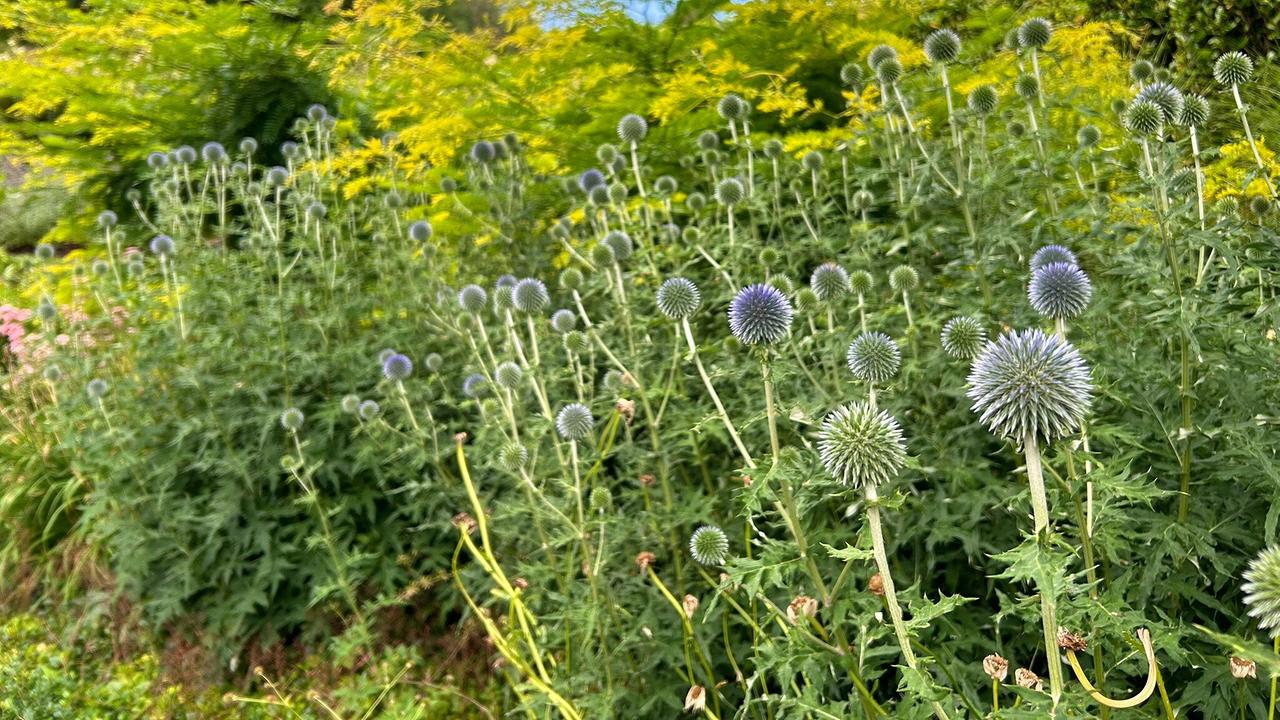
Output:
[1214,51,1253,86]
[967,85,999,116]
[923,29,961,65]
[1017,17,1052,49]
[617,114,648,144]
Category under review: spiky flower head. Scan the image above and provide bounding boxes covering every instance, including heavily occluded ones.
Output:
[847,332,901,383]
[802,151,824,172]
[590,243,615,268]
[867,44,898,71]
[306,201,327,220]
[1030,244,1078,270]
[499,441,529,471]
[556,403,594,440]
[596,143,619,164]
[728,284,792,345]
[91,259,110,277]
[340,394,361,414]
[849,270,874,296]
[589,486,613,512]
[1015,73,1040,102]
[424,353,443,373]
[146,151,169,169]
[383,191,404,209]
[513,278,550,314]
[559,268,584,291]
[607,182,628,205]
[1017,17,1052,49]
[201,142,226,164]
[239,136,259,155]
[967,85,999,116]
[924,29,961,64]
[617,113,648,144]
[1177,94,1209,128]
[458,285,488,314]
[280,407,304,431]
[551,309,577,334]
[564,330,590,355]
[851,190,875,212]
[97,210,118,229]
[1030,262,1093,320]
[43,365,62,382]
[578,168,605,193]
[818,402,908,489]
[1129,59,1155,84]
[1007,120,1027,138]
[34,243,55,261]
[889,265,919,292]
[717,93,749,121]
[382,352,413,381]
[149,235,175,258]
[840,63,865,91]
[686,192,706,212]
[942,316,986,360]
[657,277,702,320]
[357,400,381,420]
[495,361,523,389]
[36,298,57,323]
[1135,81,1184,123]
[1125,99,1164,136]
[762,139,784,159]
[603,230,633,262]
[876,57,903,85]
[967,329,1092,443]
[470,140,495,164]
[715,177,745,206]
[408,220,433,242]
[1214,51,1253,86]
[654,175,678,195]
[1250,196,1273,217]
[689,525,730,566]
[463,373,489,398]
[1244,546,1280,637]
[266,166,289,187]
[174,145,198,164]
[811,262,851,302]
[1076,124,1101,149]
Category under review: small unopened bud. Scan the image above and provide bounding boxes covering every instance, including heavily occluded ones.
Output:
[454,431,468,444]
[868,573,885,596]
[683,594,699,618]
[1057,629,1087,652]
[742,475,752,487]
[636,551,656,570]
[616,398,636,424]
[1015,668,1043,691]
[983,654,1008,681]
[451,512,477,534]
[787,595,818,624]
[1231,657,1258,679]
[639,474,656,487]
[684,685,707,713]
[513,577,529,590]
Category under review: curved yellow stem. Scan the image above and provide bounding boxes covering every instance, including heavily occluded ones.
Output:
[1065,629,1158,709]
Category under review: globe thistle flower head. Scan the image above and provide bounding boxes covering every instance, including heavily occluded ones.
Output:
[689,525,730,566]
[470,140,495,164]
[847,332,901,383]
[867,44,898,71]
[127,258,145,276]
[266,166,290,187]
[513,278,550,314]
[440,177,457,193]
[34,243,55,261]
[408,220,433,242]
[97,210,118,229]
[556,403,594,440]
[36,298,57,323]
[174,145,198,164]
[559,268,584,291]
[1076,124,1102,149]
[942,316,986,360]
[603,230,633,261]
[279,141,300,160]
[306,201,327,220]
[1250,195,1272,217]
[686,191,706,212]
[1129,59,1155,84]
[1125,98,1164,136]
[149,235,175,258]
[382,352,413,381]
[762,139,784,159]
[851,190,875,212]
[358,400,381,420]
[889,265,919,292]
[728,284,793,345]
[589,486,613,512]
[967,329,1092,443]
[458,284,488,314]
[146,151,169,170]
[578,168,605,193]
[876,57,903,85]
[201,142,226,164]
[1178,94,1209,128]
[924,29,961,64]
[280,407,304,431]
[715,178,745,206]
[590,243,615,268]
[495,274,518,289]
[654,175,678,195]
[551,309,577,334]
[1015,73,1040,102]
[564,330,590,355]
[1017,17,1052,49]
[607,182,628,205]
[617,114,648,144]
[43,365,62,383]
[1135,81,1184,123]
[1029,262,1092,319]
[1244,546,1280,637]
[717,93,748,121]
[811,262,851,302]
[802,151,824,172]
[818,402,908,489]
[239,137,258,155]
[840,63,865,91]
[758,247,780,268]
[495,361,523,389]
[423,353,443,373]
[967,85,999,116]
[462,373,489,398]
[1030,244,1077,270]
[849,270,874,296]
[340,394,361,414]
[306,104,328,123]
[657,277,702,320]
[1214,51,1253,86]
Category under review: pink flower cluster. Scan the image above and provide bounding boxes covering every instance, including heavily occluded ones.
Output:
[1,304,33,363]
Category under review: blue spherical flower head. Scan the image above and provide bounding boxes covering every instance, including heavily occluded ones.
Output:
[458,284,488,313]
[578,168,605,192]
[358,400,381,420]
[1029,262,1092,320]
[1030,244,1077,270]
[470,140,495,164]
[174,145,197,164]
[689,525,730,566]
[967,329,1092,444]
[556,403,594,440]
[149,235,175,258]
[462,373,489,398]
[495,274,518,289]
[280,407,305,431]
[97,210,118,229]
[306,104,329,123]
[266,166,290,187]
[306,201,327,220]
[86,378,110,400]
[201,142,227,164]
[847,332,901,383]
[729,284,793,345]
[408,220,433,242]
[146,151,169,170]
[239,137,259,155]
[382,352,413,381]
[818,401,907,489]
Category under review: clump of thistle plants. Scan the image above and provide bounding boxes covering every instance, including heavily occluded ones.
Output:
[7,17,1280,720]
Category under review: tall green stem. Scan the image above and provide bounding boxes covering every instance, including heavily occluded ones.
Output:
[1024,433,1064,709]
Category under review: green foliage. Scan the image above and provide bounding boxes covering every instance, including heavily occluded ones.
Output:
[0,185,68,251]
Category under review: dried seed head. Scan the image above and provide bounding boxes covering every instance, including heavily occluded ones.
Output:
[967,329,1093,443]
[1231,657,1258,679]
[684,685,706,713]
[983,654,1009,681]
[682,594,699,618]
[1057,629,1087,652]
[868,573,885,596]
[818,403,907,489]
[689,525,730,566]
[787,595,818,624]
[452,512,477,534]
[635,551,656,570]
[1015,668,1042,690]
